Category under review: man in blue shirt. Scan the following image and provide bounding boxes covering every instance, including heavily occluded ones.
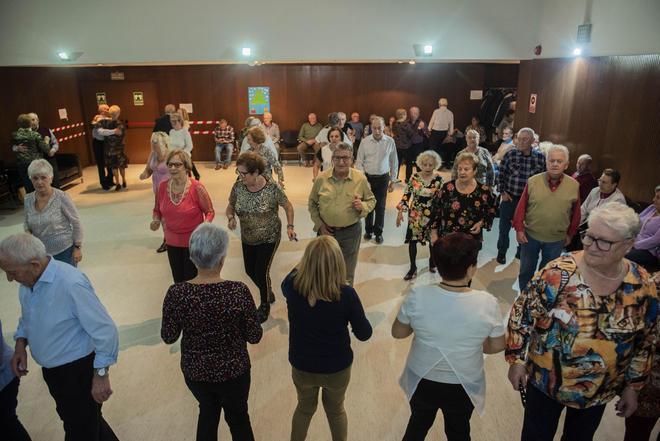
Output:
[0,233,119,441]
[0,318,31,440]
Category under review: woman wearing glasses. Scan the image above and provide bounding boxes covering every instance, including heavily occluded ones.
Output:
[226,152,296,322]
[151,149,215,283]
[506,202,658,441]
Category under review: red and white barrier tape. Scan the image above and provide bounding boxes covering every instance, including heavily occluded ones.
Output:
[189,120,220,125]
[58,131,86,142]
[53,122,84,132]
[191,130,214,135]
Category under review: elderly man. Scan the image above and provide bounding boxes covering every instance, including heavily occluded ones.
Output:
[92,104,113,189]
[572,154,598,203]
[513,145,580,291]
[427,98,454,159]
[262,112,281,155]
[0,318,31,440]
[296,113,323,166]
[1,234,119,441]
[153,103,176,133]
[309,143,375,285]
[27,113,60,189]
[496,127,546,264]
[355,116,398,244]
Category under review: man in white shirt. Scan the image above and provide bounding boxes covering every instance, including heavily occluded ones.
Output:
[428,98,454,163]
[355,116,398,244]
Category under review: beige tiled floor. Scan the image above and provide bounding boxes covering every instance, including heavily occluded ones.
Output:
[0,163,649,440]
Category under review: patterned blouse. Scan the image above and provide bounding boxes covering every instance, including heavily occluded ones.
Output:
[506,253,658,409]
[397,173,443,244]
[451,146,495,188]
[161,280,263,383]
[430,180,496,242]
[229,177,289,245]
[246,144,284,183]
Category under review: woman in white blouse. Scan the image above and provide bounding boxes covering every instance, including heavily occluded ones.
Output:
[169,111,200,180]
[392,232,505,441]
[23,159,83,266]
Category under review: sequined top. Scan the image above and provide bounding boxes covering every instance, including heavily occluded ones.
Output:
[506,253,658,409]
[229,177,289,245]
[161,281,263,382]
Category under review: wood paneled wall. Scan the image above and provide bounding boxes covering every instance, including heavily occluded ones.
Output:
[515,55,660,202]
[2,63,519,165]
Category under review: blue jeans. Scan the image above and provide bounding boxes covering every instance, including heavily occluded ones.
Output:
[214,143,233,165]
[518,235,564,291]
[497,196,519,255]
[53,245,77,267]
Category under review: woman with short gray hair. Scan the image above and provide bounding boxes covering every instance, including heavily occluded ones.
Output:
[506,202,657,441]
[161,222,263,441]
[24,159,83,266]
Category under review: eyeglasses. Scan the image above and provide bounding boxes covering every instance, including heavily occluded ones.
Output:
[332,156,352,163]
[235,169,248,177]
[580,232,625,251]
[167,162,184,168]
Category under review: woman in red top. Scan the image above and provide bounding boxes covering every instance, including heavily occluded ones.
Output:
[151,149,215,283]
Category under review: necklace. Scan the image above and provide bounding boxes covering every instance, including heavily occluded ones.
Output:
[440,281,471,288]
[168,178,190,206]
[586,262,626,281]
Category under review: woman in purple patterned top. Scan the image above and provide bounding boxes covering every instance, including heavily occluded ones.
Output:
[161,223,263,441]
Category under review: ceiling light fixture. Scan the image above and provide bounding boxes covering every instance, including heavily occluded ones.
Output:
[242,47,251,56]
[423,45,433,55]
[572,47,582,56]
[408,60,416,65]
[57,51,70,61]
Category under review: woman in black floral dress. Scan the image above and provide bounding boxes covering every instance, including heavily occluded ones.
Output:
[430,151,496,251]
[396,150,444,280]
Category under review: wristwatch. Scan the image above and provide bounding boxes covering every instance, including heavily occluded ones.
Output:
[95,367,109,377]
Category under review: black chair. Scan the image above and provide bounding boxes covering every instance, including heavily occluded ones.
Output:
[281,130,299,148]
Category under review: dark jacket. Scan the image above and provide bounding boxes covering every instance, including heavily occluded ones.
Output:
[153,114,173,133]
[393,120,415,149]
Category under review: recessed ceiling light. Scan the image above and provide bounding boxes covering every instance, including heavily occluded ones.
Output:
[57,51,70,61]
[423,45,433,55]
[408,60,416,65]
[572,47,582,56]
[242,47,251,56]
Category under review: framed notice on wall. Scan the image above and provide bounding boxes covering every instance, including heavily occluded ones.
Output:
[248,87,270,115]
[528,93,538,114]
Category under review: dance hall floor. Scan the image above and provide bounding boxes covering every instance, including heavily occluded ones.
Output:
[0,163,647,440]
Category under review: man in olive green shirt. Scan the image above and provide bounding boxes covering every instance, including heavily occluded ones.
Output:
[308,143,376,285]
[297,113,323,166]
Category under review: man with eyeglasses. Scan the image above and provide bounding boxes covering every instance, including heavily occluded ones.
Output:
[355,116,398,244]
[513,144,581,291]
[308,143,375,285]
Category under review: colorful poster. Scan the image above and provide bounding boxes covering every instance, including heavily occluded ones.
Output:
[248,87,270,115]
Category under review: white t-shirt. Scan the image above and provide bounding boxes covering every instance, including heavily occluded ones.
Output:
[315,127,353,147]
[169,128,193,154]
[397,285,504,384]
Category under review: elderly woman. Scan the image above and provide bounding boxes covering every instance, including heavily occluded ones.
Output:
[140,132,171,253]
[244,126,284,188]
[464,116,487,144]
[227,152,295,322]
[625,185,660,272]
[313,127,345,180]
[169,111,200,181]
[95,105,128,191]
[282,235,372,441]
[393,233,505,441]
[151,149,215,283]
[506,202,658,441]
[393,108,416,183]
[23,159,83,266]
[432,152,496,249]
[12,113,50,193]
[161,223,262,441]
[451,129,495,188]
[396,150,444,280]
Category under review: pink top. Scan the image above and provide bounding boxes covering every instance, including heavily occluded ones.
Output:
[148,152,170,194]
[153,179,215,247]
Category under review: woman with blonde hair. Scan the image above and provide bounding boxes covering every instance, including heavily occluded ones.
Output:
[281,235,372,441]
[95,104,128,190]
[169,111,200,180]
[141,132,171,253]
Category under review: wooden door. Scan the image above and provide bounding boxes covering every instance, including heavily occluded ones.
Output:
[80,81,159,163]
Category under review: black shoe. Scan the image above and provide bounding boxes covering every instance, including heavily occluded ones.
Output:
[257,304,270,323]
[375,235,384,244]
[429,258,437,273]
[115,184,121,191]
[268,291,276,304]
[122,182,127,188]
[364,233,372,241]
[156,242,168,253]
[404,268,417,281]
[496,253,506,264]
[515,248,521,259]
[102,185,111,190]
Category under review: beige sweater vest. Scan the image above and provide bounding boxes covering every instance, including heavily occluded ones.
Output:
[525,172,579,242]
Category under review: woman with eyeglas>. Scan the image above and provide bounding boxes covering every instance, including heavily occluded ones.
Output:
[151,149,215,283]
[506,202,658,441]
[226,152,296,323]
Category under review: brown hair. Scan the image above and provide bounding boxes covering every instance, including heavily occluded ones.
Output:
[432,233,479,281]
[17,114,32,128]
[247,126,267,145]
[166,149,192,171]
[236,152,266,175]
[454,152,479,171]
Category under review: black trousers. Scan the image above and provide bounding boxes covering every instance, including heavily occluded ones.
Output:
[624,414,659,441]
[166,245,198,283]
[41,353,118,441]
[410,142,425,172]
[521,384,606,441]
[17,163,34,193]
[365,173,390,236]
[397,148,416,183]
[626,248,660,273]
[403,379,474,441]
[185,372,254,441]
[92,138,112,187]
[191,162,201,180]
[0,377,31,441]
[241,240,279,306]
[429,130,448,158]
[46,155,61,188]
[408,241,433,270]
